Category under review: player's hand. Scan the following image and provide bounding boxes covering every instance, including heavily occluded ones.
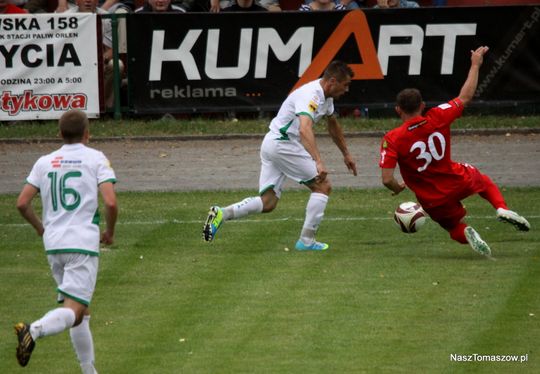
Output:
[471,46,489,67]
[316,160,328,182]
[101,231,114,245]
[392,182,406,196]
[343,153,357,176]
[36,226,44,237]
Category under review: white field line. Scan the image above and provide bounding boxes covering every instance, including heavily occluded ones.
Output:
[2,215,539,228]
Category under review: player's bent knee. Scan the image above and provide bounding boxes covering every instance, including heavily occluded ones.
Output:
[261,191,279,212]
[309,180,332,195]
[64,298,88,327]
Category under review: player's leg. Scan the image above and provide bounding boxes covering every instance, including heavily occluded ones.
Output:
[203,135,284,242]
[479,174,530,231]
[477,174,507,210]
[16,254,96,367]
[65,255,98,373]
[70,309,97,374]
[266,138,330,250]
[203,193,268,242]
[15,304,77,368]
[425,202,491,256]
[15,254,75,367]
[475,171,529,231]
[295,178,332,251]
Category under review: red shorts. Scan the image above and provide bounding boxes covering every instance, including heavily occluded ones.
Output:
[423,201,466,231]
[420,166,486,231]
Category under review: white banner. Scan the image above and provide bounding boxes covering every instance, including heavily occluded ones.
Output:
[0,14,100,121]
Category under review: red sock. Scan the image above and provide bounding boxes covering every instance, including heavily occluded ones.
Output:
[449,223,468,244]
[479,174,507,210]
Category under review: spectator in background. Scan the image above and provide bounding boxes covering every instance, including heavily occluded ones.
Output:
[222,0,267,11]
[57,0,122,12]
[135,0,186,12]
[23,0,49,12]
[210,0,227,11]
[303,0,363,11]
[259,0,281,12]
[107,0,136,12]
[300,0,346,10]
[258,0,280,11]
[0,0,28,13]
[9,0,48,13]
[210,0,279,12]
[63,0,123,109]
[374,0,419,7]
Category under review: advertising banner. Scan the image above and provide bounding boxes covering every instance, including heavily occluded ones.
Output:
[127,7,540,114]
[0,14,100,121]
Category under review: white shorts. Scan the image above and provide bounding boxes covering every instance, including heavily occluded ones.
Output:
[47,253,99,306]
[259,132,317,198]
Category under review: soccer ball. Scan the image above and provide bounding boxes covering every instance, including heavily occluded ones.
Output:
[393,202,427,233]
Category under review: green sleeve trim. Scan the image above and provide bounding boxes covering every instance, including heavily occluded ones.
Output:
[259,185,275,196]
[296,112,315,123]
[57,289,90,306]
[47,249,100,256]
[99,178,116,185]
[24,180,39,190]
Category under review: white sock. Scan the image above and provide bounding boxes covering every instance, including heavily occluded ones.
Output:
[224,197,263,220]
[80,364,98,374]
[300,193,329,244]
[30,307,76,340]
[70,315,97,374]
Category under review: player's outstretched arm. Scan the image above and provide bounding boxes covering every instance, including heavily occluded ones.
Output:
[99,182,118,245]
[458,46,489,107]
[326,116,357,176]
[16,184,44,236]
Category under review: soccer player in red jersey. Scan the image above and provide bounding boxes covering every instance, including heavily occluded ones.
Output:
[379,46,530,257]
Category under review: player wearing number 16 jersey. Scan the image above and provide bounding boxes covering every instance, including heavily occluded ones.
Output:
[14,110,118,373]
[379,46,530,257]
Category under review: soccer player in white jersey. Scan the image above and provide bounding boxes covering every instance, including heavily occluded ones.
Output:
[204,60,357,250]
[14,109,118,373]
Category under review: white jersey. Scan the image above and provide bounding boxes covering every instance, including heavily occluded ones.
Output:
[26,143,116,255]
[268,79,334,141]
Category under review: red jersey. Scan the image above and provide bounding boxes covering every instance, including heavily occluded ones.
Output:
[379,98,483,208]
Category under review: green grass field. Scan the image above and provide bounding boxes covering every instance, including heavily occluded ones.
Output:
[0,188,538,373]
